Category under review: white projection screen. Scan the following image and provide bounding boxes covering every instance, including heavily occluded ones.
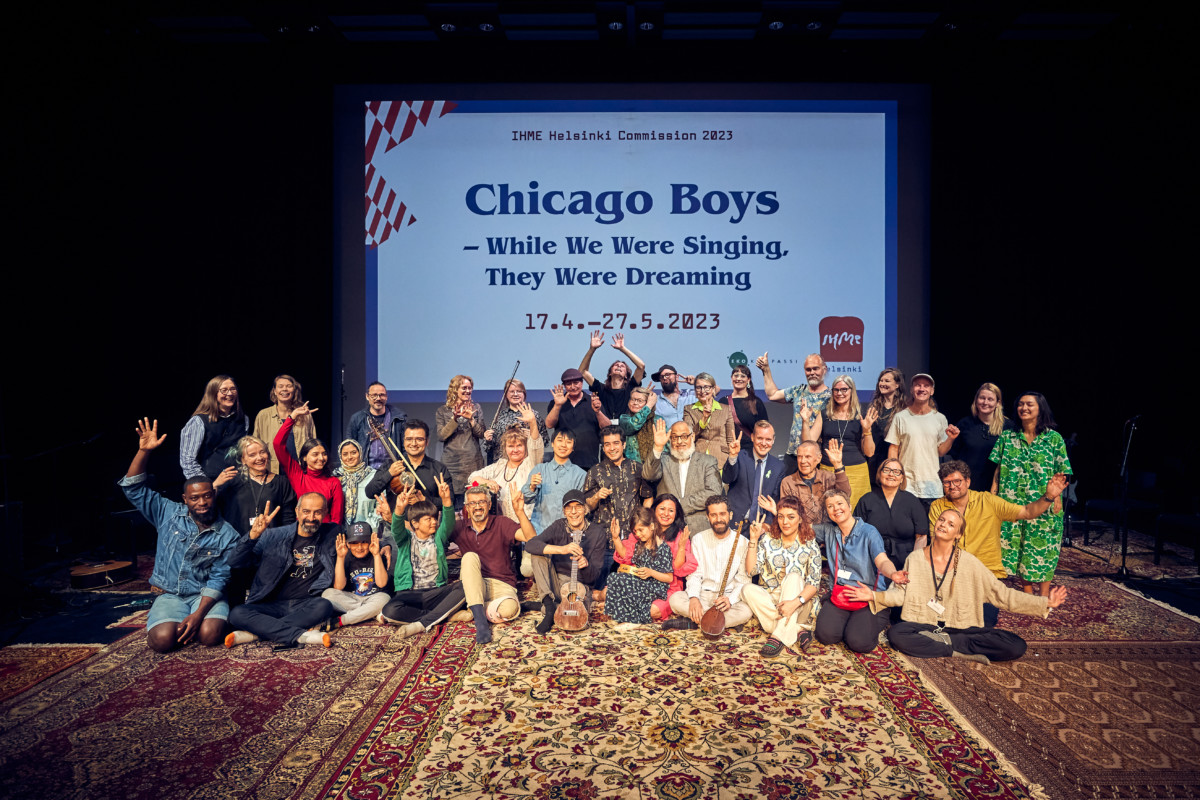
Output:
[334,85,928,422]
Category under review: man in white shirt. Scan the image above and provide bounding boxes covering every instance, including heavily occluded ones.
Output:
[663,496,752,632]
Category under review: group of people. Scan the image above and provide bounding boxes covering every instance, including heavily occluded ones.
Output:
[123,338,1073,667]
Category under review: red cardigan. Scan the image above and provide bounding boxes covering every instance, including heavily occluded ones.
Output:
[274,418,344,524]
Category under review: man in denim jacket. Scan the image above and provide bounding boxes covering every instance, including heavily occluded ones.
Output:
[120,418,241,653]
[224,492,339,649]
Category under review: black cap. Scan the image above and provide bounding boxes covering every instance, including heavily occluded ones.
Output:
[562,489,587,509]
[651,364,677,382]
[346,521,373,543]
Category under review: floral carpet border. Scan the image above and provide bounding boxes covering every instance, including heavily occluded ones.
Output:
[317,621,478,800]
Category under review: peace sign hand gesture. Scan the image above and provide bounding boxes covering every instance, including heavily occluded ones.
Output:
[748,510,767,542]
[249,501,281,540]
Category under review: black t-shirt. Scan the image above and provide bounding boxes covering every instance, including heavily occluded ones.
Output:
[589,378,641,421]
[343,551,389,595]
[548,395,602,471]
[950,415,1015,492]
[275,533,324,601]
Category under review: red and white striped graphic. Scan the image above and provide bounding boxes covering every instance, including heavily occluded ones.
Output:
[364,100,458,248]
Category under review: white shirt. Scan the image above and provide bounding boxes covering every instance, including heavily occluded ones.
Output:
[686,529,752,604]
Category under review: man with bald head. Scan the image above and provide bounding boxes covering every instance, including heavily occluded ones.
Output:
[779,440,851,524]
[642,418,723,534]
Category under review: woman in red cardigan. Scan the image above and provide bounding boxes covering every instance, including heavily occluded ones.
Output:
[273,402,344,524]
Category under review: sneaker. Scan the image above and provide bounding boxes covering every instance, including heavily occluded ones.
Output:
[661,618,698,631]
[759,637,786,658]
[223,631,259,648]
[795,630,813,652]
[297,631,332,648]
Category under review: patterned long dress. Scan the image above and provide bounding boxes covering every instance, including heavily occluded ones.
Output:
[604,540,672,623]
[989,429,1072,582]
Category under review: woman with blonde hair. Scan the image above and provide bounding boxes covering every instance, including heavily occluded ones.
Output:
[482,379,548,465]
[804,374,876,509]
[252,374,314,474]
[435,374,486,509]
[950,382,1013,492]
[683,372,736,470]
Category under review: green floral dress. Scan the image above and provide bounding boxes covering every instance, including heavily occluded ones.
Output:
[989,429,1072,581]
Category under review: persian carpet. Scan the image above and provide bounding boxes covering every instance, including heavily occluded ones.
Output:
[326,618,1037,800]
[0,621,431,800]
[915,641,1200,800]
[993,573,1200,642]
[0,644,100,703]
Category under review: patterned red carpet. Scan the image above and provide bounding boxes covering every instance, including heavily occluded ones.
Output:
[0,644,100,703]
[0,623,429,800]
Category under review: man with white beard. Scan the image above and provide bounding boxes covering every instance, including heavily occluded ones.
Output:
[642,419,722,534]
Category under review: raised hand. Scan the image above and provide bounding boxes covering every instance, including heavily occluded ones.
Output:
[510,486,526,518]
[611,333,625,350]
[678,524,691,542]
[591,394,602,413]
[375,493,392,524]
[136,418,167,451]
[610,517,620,539]
[863,406,879,430]
[434,473,452,506]
[758,495,778,517]
[529,471,543,489]
[748,510,766,541]
[1045,473,1069,499]
[945,424,961,440]
[1047,585,1068,608]
[550,385,567,406]
[652,418,669,450]
[517,401,537,425]
[335,534,349,559]
[590,330,604,349]
[249,501,280,539]
[290,401,316,421]
[825,438,844,469]
[214,465,238,488]
[755,352,769,371]
[369,532,381,556]
[727,437,741,462]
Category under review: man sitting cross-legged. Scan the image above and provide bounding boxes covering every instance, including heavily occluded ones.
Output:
[224,492,338,649]
[523,489,609,635]
[663,495,752,633]
[378,474,468,638]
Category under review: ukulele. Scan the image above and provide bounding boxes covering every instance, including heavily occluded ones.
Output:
[553,529,590,631]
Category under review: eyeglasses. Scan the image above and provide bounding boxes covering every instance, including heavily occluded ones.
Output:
[669,434,692,442]
[403,436,427,443]
[941,478,965,488]
[832,388,850,394]
[218,389,237,396]
[658,372,676,379]
[694,385,713,393]
[881,468,904,477]
[367,393,387,399]
[464,500,490,508]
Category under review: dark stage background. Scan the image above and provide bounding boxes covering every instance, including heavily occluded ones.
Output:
[4,7,1191,574]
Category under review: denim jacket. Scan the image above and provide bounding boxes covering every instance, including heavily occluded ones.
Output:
[229,522,340,604]
[119,473,240,599]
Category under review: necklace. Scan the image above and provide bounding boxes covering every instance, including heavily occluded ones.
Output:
[928,544,958,604]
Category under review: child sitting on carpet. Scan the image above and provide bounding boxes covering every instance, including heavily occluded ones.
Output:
[319,521,392,631]
[606,510,672,629]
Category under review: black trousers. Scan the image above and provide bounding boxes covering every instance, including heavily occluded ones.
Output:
[228,597,333,645]
[887,620,1028,661]
[814,603,890,653]
[382,583,466,628]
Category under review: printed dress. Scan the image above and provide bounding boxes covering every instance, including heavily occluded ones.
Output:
[989,429,1072,582]
[604,540,672,624]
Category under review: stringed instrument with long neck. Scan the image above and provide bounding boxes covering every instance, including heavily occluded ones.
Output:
[700,521,745,638]
[365,416,427,496]
[553,529,590,632]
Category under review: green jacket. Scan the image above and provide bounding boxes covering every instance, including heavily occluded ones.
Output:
[391,504,455,591]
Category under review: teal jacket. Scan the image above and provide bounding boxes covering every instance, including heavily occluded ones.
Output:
[391,504,455,591]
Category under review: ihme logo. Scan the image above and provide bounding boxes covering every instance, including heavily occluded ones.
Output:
[819,317,864,362]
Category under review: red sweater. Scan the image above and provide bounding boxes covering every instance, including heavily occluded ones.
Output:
[274,418,344,524]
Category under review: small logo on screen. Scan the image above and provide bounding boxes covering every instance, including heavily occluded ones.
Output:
[819,317,864,362]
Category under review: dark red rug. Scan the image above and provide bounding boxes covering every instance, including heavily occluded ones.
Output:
[0,645,100,703]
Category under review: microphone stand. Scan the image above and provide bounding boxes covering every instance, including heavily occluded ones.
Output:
[1113,416,1140,581]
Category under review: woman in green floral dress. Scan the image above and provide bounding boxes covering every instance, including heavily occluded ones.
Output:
[989,392,1072,596]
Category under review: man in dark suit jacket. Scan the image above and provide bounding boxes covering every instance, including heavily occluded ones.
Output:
[721,420,785,528]
[642,419,723,534]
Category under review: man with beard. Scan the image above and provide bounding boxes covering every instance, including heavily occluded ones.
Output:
[578,331,647,419]
[663,495,752,632]
[364,419,454,507]
[649,364,696,428]
[929,460,1069,626]
[545,368,612,471]
[224,492,339,649]
[120,418,241,653]
[583,426,653,595]
[347,382,408,470]
[452,483,537,643]
[779,440,851,525]
[524,490,609,634]
[642,419,723,535]
[756,352,832,478]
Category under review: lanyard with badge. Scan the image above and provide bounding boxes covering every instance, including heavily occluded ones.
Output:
[919,545,959,647]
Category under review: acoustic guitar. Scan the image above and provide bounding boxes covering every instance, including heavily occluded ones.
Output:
[553,530,589,631]
[69,560,135,590]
